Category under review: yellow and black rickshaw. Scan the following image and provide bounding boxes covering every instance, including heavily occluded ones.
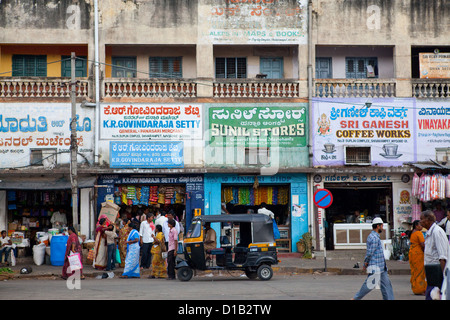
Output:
[175,213,278,281]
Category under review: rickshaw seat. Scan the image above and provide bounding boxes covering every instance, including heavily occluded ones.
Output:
[208,248,225,255]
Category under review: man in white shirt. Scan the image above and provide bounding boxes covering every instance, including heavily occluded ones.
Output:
[257,202,274,219]
[139,214,155,269]
[0,230,12,265]
[155,209,167,227]
[50,207,67,228]
[420,210,450,300]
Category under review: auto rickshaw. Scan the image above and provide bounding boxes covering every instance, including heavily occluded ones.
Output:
[175,213,278,281]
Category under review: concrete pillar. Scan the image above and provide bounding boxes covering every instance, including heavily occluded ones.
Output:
[394,44,412,98]
[196,44,214,98]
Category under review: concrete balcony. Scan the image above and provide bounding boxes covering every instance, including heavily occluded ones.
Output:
[103,78,197,99]
[0,77,89,98]
[313,79,396,98]
[213,79,300,98]
[412,79,450,99]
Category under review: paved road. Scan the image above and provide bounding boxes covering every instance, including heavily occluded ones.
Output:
[0,272,424,301]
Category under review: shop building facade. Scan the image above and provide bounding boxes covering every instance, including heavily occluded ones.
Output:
[0,0,449,258]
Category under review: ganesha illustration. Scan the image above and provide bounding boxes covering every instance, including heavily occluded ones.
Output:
[399,190,411,205]
[317,113,331,136]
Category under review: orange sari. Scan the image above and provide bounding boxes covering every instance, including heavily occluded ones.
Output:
[408,231,427,295]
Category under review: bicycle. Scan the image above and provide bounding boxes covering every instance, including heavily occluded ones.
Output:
[391,229,410,261]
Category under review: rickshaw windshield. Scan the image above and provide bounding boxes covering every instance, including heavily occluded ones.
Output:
[186,219,202,238]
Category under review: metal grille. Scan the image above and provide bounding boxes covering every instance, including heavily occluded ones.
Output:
[345,147,371,164]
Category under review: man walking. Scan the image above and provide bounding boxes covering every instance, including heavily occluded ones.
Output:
[166,219,178,280]
[353,217,394,300]
[139,214,155,269]
[420,210,449,300]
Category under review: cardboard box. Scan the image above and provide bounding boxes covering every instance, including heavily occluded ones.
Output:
[8,223,18,231]
[99,201,120,223]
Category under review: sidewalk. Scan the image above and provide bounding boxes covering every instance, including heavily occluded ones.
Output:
[1,250,411,280]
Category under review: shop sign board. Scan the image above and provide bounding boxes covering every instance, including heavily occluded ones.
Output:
[419,53,450,79]
[100,104,202,141]
[109,141,183,168]
[0,103,94,168]
[415,100,450,162]
[312,98,415,166]
[313,189,333,209]
[203,0,307,45]
[208,104,307,148]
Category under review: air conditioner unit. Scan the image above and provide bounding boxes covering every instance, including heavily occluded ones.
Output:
[344,146,371,166]
[436,148,450,163]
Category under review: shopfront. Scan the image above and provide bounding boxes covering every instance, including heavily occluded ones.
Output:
[0,175,96,255]
[96,174,204,232]
[313,172,414,250]
[204,173,308,252]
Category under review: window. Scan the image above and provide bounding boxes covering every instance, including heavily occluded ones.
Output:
[12,55,47,77]
[215,57,247,78]
[112,57,136,78]
[344,146,371,165]
[345,57,378,79]
[61,55,87,77]
[149,57,182,78]
[245,147,270,165]
[30,149,57,167]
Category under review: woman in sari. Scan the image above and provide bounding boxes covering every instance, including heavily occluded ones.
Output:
[118,218,131,268]
[120,221,141,278]
[62,226,84,280]
[93,218,108,270]
[409,220,427,295]
[149,224,167,279]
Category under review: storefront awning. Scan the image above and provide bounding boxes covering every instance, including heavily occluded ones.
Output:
[0,176,97,190]
[409,162,450,171]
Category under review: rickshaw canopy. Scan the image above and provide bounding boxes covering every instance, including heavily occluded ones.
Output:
[191,214,275,244]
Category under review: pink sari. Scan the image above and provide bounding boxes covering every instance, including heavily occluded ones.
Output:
[62,233,83,278]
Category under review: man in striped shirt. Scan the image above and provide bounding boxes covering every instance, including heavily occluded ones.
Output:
[352,218,395,300]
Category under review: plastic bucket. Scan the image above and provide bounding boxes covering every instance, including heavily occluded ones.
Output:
[50,235,68,266]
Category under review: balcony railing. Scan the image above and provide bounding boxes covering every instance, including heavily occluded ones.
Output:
[213,79,300,98]
[412,79,450,98]
[313,79,396,98]
[104,78,197,98]
[0,78,89,98]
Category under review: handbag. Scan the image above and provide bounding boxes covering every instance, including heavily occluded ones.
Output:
[425,264,444,288]
[68,252,83,272]
[160,236,167,252]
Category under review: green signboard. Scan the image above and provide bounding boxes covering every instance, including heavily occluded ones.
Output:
[209,105,307,148]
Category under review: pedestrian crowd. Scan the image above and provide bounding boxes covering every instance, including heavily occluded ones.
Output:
[62,207,183,280]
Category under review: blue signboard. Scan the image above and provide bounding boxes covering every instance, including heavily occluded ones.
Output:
[110,141,183,168]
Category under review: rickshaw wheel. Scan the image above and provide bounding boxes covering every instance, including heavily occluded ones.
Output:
[245,268,258,280]
[177,267,193,281]
[257,264,273,281]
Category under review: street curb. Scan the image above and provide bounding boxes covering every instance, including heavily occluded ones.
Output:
[4,265,410,280]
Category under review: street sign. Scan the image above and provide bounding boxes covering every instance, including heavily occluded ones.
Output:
[313,188,333,208]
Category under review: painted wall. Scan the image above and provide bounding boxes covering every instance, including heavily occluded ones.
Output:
[205,103,310,170]
[315,46,394,79]
[0,103,95,168]
[0,45,89,77]
[312,98,450,167]
[97,103,204,168]
[204,173,309,252]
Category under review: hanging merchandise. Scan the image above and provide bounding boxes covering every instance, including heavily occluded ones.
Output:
[413,173,448,202]
[430,174,438,201]
[412,173,420,198]
[447,175,450,199]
